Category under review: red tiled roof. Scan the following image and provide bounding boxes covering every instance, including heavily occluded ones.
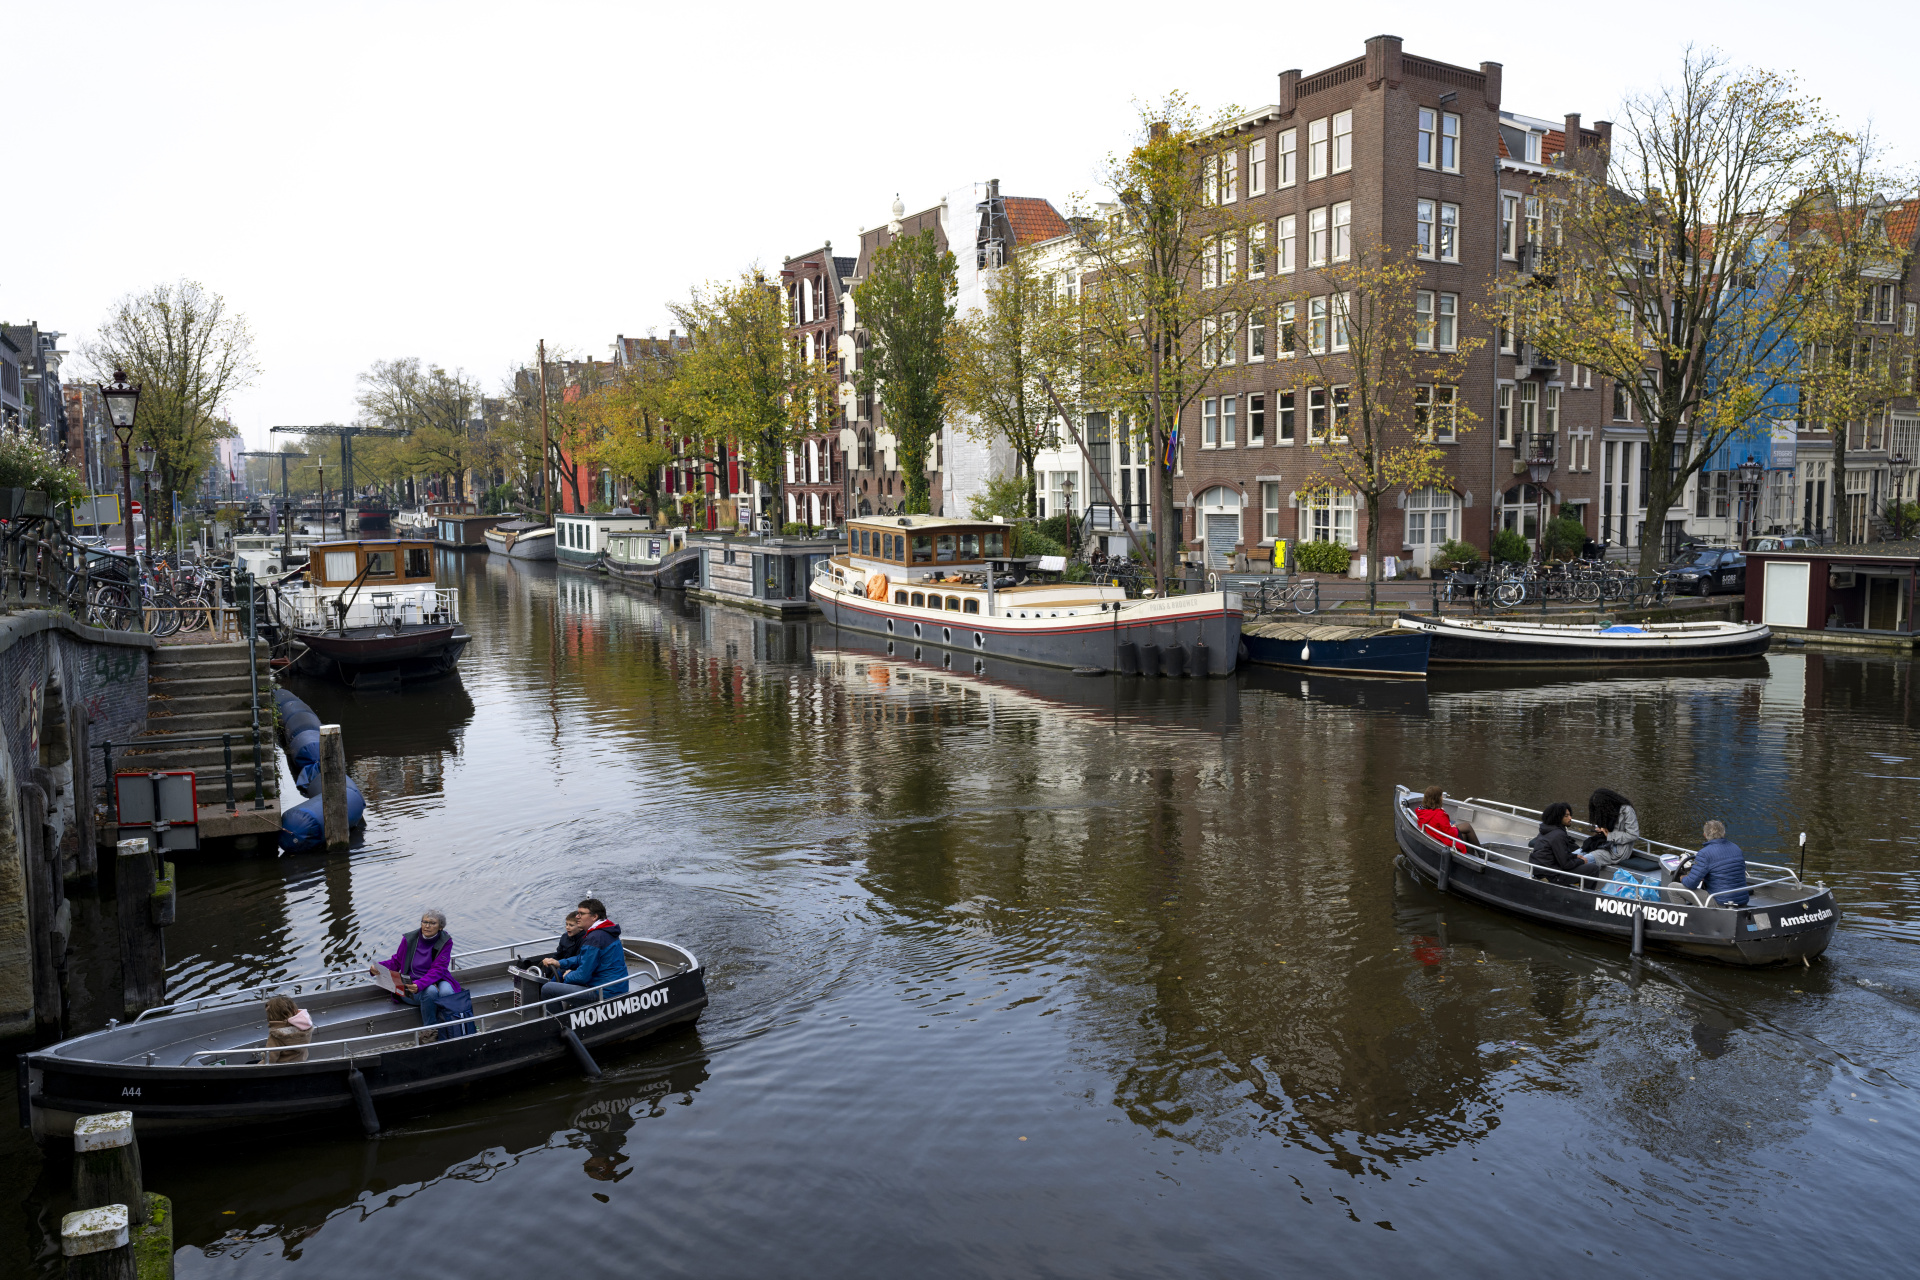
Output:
[1497,133,1511,160]
[1888,201,1920,248]
[1005,196,1069,246]
[1543,130,1566,158]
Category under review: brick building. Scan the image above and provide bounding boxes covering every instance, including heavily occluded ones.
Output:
[781,246,855,528]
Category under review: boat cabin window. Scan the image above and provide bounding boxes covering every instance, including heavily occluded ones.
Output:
[407,548,431,577]
[912,535,932,564]
[936,535,956,562]
[945,596,961,610]
[895,589,908,604]
[323,551,356,580]
[959,532,980,559]
[985,530,1006,557]
[964,598,980,613]
[365,551,396,578]
[910,591,926,607]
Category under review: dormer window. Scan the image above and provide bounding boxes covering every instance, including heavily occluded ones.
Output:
[1525,132,1543,164]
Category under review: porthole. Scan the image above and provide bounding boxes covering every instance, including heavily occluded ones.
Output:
[942,626,952,643]
[913,622,922,639]
[973,632,985,649]
[886,619,894,634]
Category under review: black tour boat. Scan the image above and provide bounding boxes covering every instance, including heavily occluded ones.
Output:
[1392,787,1837,965]
[19,936,706,1141]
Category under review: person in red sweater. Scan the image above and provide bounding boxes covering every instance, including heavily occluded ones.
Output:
[1414,785,1481,852]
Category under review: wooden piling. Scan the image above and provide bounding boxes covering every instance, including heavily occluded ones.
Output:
[74,1111,147,1227]
[61,1204,134,1280]
[319,725,349,851]
[114,840,166,1016]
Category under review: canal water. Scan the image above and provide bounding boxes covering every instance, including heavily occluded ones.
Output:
[8,553,1920,1277]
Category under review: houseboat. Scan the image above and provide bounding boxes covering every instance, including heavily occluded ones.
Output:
[606,527,700,589]
[429,501,511,552]
[484,519,556,561]
[809,515,1243,676]
[230,532,324,580]
[555,510,657,571]
[273,538,469,687]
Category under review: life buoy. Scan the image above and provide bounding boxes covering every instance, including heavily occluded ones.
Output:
[866,574,889,601]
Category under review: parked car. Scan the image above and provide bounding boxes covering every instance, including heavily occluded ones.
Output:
[1667,547,1747,595]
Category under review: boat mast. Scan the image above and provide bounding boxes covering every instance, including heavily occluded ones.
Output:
[538,338,552,528]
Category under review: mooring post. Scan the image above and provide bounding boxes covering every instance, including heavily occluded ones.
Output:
[114,840,166,1016]
[61,1204,134,1280]
[319,725,349,851]
[73,1111,146,1227]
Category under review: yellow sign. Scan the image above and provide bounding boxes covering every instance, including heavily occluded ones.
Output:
[73,494,123,527]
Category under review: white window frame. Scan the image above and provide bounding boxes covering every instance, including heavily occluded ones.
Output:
[1307,387,1328,442]
[1331,110,1353,173]
[1221,394,1238,446]
[1416,200,1436,259]
[1435,292,1458,351]
[1276,128,1297,188]
[1305,488,1357,547]
[1417,108,1436,169]
[1332,202,1352,262]
[1501,194,1520,258]
[1414,290,1435,349]
[1308,296,1329,353]
[1248,223,1268,278]
[1220,312,1237,365]
[1201,315,1219,367]
[1262,481,1282,540]
[1249,393,1266,445]
[1247,310,1267,362]
[1331,293,1350,353]
[1497,384,1514,445]
[1202,396,1218,447]
[1308,117,1329,180]
[1330,385,1350,442]
[1221,150,1238,203]
[1277,390,1296,444]
[1276,215,1296,273]
[1415,384,1459,443]
[1524,131,1542,164]
[1204,155,1220,206]
[1277,300,1296,357]
[1441,112,1461,171]
[1517,381,1539,435]
[1308,207,1328,267]
[1439,203,1459,262]
[1248,138,1266,196]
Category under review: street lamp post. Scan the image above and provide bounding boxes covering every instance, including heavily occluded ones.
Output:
[137,441,157,558]
[98,369,141,555]
[1889,454,1912,542]
[1526,435,1555,560]
[1735,457,1764,547]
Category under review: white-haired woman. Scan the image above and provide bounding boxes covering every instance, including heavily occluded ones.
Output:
[371,908,462,1031]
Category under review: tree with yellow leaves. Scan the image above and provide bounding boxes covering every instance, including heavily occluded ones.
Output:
[1278,242,1481,608]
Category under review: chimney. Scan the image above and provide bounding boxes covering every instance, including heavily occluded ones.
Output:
[1564,114,1582,153]
[1365,34,1403,88]
[1278,68,1300,116]
[1480,61,1503,109]
[1594,119,1613,151]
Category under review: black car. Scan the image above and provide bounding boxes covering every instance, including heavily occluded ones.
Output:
[1667,547,1747,595]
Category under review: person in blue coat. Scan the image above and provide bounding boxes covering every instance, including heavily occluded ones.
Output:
[541,897,630,1006]
[1682,820,1750,906]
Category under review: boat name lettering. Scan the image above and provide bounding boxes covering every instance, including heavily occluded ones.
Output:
[568,986,671,1030]
[1778,908,1833,927]
[1591,898,1688,926]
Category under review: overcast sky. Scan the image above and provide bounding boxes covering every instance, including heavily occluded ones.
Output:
[7,1,1915,452]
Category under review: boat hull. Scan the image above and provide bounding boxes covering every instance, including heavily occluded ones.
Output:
[813,582,1243,675]
[23,969,708,1140]
[290,624,469,688]
[1244,626,1429,678]
[606,547,701,591]
[1391,795,1835,965]
[1397,613,1772,665]
[486,530,556,561]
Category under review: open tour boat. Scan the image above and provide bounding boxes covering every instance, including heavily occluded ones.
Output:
[1395,613,1771,665]
[810,515,1243,676]
[19,936,706,1140]
[1392,788,1836,965]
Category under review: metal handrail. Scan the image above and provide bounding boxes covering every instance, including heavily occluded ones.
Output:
[178,946,670,1064]
[1459,795,1808,870]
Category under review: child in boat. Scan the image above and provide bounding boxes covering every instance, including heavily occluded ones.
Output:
[263,993,313,1063]
[1414,786,1482,852]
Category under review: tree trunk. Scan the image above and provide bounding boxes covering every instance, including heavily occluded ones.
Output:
[1150,328,1171,595]
[1365,493,1381,611]
[1636,429,1680,579]
[1832,426,1849,544]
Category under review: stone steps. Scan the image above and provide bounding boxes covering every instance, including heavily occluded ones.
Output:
[136,642,281,809]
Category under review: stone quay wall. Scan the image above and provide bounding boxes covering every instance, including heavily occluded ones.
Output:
[0,612,154,1036]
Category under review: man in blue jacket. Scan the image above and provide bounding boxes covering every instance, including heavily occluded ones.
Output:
[1682,820,1750,907]
[541,898,630,1006]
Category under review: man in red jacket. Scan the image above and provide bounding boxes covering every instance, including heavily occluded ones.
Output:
[1414,785,1481,852]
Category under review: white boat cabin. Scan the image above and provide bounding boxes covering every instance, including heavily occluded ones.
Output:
[827,515,1121,618]
[279,539,457,631]
[554,510,656,563]
[607,527,689,567]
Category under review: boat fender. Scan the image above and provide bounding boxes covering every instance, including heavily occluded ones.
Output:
[1163,644,1187,679]
[1631,907,1646,958]
[1436,845,1451,894]
[347,1065,380,1136]
[282,708,321,740]
[1237,639,1249,666]
[1185,640,1207,677]
[866,574,889,601]
[278,778,367,852]
[561,1024,603,1079]
[1115,642,1140,676]
[1139,643,1162,677]
[287,728,322,777]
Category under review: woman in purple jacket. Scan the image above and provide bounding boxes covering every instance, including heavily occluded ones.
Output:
[371,908,462,1030]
